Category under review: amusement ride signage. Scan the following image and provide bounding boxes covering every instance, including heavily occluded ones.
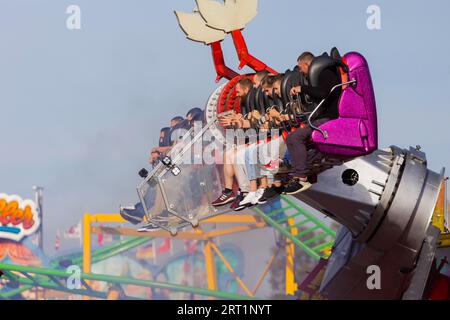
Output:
[0,193,40,242]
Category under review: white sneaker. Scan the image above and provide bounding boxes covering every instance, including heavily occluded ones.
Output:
[239,191,258,207]
[137,221,161,232]
[254,188,266,204]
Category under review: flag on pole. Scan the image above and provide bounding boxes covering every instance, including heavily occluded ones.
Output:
[184,240,198,254]
[97,226,104,246]
[63,222,81,239]
[157,239,172,255]
[54,229,61,251]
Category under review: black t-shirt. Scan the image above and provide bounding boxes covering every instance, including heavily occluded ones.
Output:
[301,68,341,120]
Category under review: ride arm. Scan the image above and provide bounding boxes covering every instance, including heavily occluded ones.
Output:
[211,41,240,82]
[231,30,277,74]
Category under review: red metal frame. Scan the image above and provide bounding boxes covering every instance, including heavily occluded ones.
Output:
[208,28,280,130]
[231,30,277,74]
[209,29,277,83]
[211,42,240,82]
[217,74,246,114]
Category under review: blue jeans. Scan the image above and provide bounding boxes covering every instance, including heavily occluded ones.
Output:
[245,144,262,181]
[259,198,286,222]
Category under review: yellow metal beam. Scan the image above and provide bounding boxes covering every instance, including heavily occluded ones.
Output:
[81,210,290,300]
[89,213,264,225]
[90,214,127,223]
[202,214,265,224]
[91,226,207,240]
[209,240,253,297]
[82,213,92,301]
[83,213,92,274]
[432,182,446,233]
[438,233,450,248]
[88,214,266,241]
[204,222,266,238]
[252,247,280,295]
[203,240,218,299]
[285,218,298,295]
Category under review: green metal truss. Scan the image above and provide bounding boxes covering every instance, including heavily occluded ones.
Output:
[0,195,335,300]
[253,196,336,261]
[50,236,153,268]
[0,263,260,300]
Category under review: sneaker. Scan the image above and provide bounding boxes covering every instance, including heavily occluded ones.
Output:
[212,191,236,207]
[239,191,262,208]
[138,221,161,232]
[255,188,266,203]
[230,192,247,211]
[283,178,312,195]
[120,205,144,225]
[258,185,284,203]
[261,159,282,172]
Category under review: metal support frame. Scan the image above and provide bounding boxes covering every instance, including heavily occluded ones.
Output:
[433,180,447,234]
[254,196,336,261]
[445,177,449,232]
[1,196,336,300]
[80,195,336,299]
[436,177,450,248]
[0,263,257,300]
[82,213,268,297]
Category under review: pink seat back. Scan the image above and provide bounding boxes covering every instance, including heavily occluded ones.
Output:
[312,52,378,157]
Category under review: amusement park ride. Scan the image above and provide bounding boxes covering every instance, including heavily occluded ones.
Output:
[0,0,449,300]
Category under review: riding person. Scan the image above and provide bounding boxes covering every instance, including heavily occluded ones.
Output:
[253,70,270,88]
[186,107,204,125]
[211,77,253,209]
[121,114,191,231]
[237,74,285,207]
[150,127,171,165]
[120,125,175,227]
[257,75,292,201]
[284,51,341,194]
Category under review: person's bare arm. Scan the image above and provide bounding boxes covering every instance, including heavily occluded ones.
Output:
[149,151,160,165]
[153,146,172,154]
[234,113,253,129]
[218,114,235,127]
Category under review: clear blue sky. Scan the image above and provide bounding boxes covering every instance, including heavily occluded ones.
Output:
[1,0,449,254]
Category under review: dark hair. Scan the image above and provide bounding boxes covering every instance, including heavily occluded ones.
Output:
[273,74,284,83]
[171,116,184,124]
[159,127,172,147]
[237,77,253,91]
[297,51,314,63]
[160,127,171,135]
[261,75,276,88]
[255,70,270,79]
[186,108,203,121]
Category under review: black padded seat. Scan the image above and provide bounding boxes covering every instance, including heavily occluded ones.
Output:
[257,87,272,112]
[330,47,349,74]
[281,69,302,106]
[330,47,341,60]
[308,55,340,88]
[254,87,266,114]
[271,89,284,111]
[242,87,257,115]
